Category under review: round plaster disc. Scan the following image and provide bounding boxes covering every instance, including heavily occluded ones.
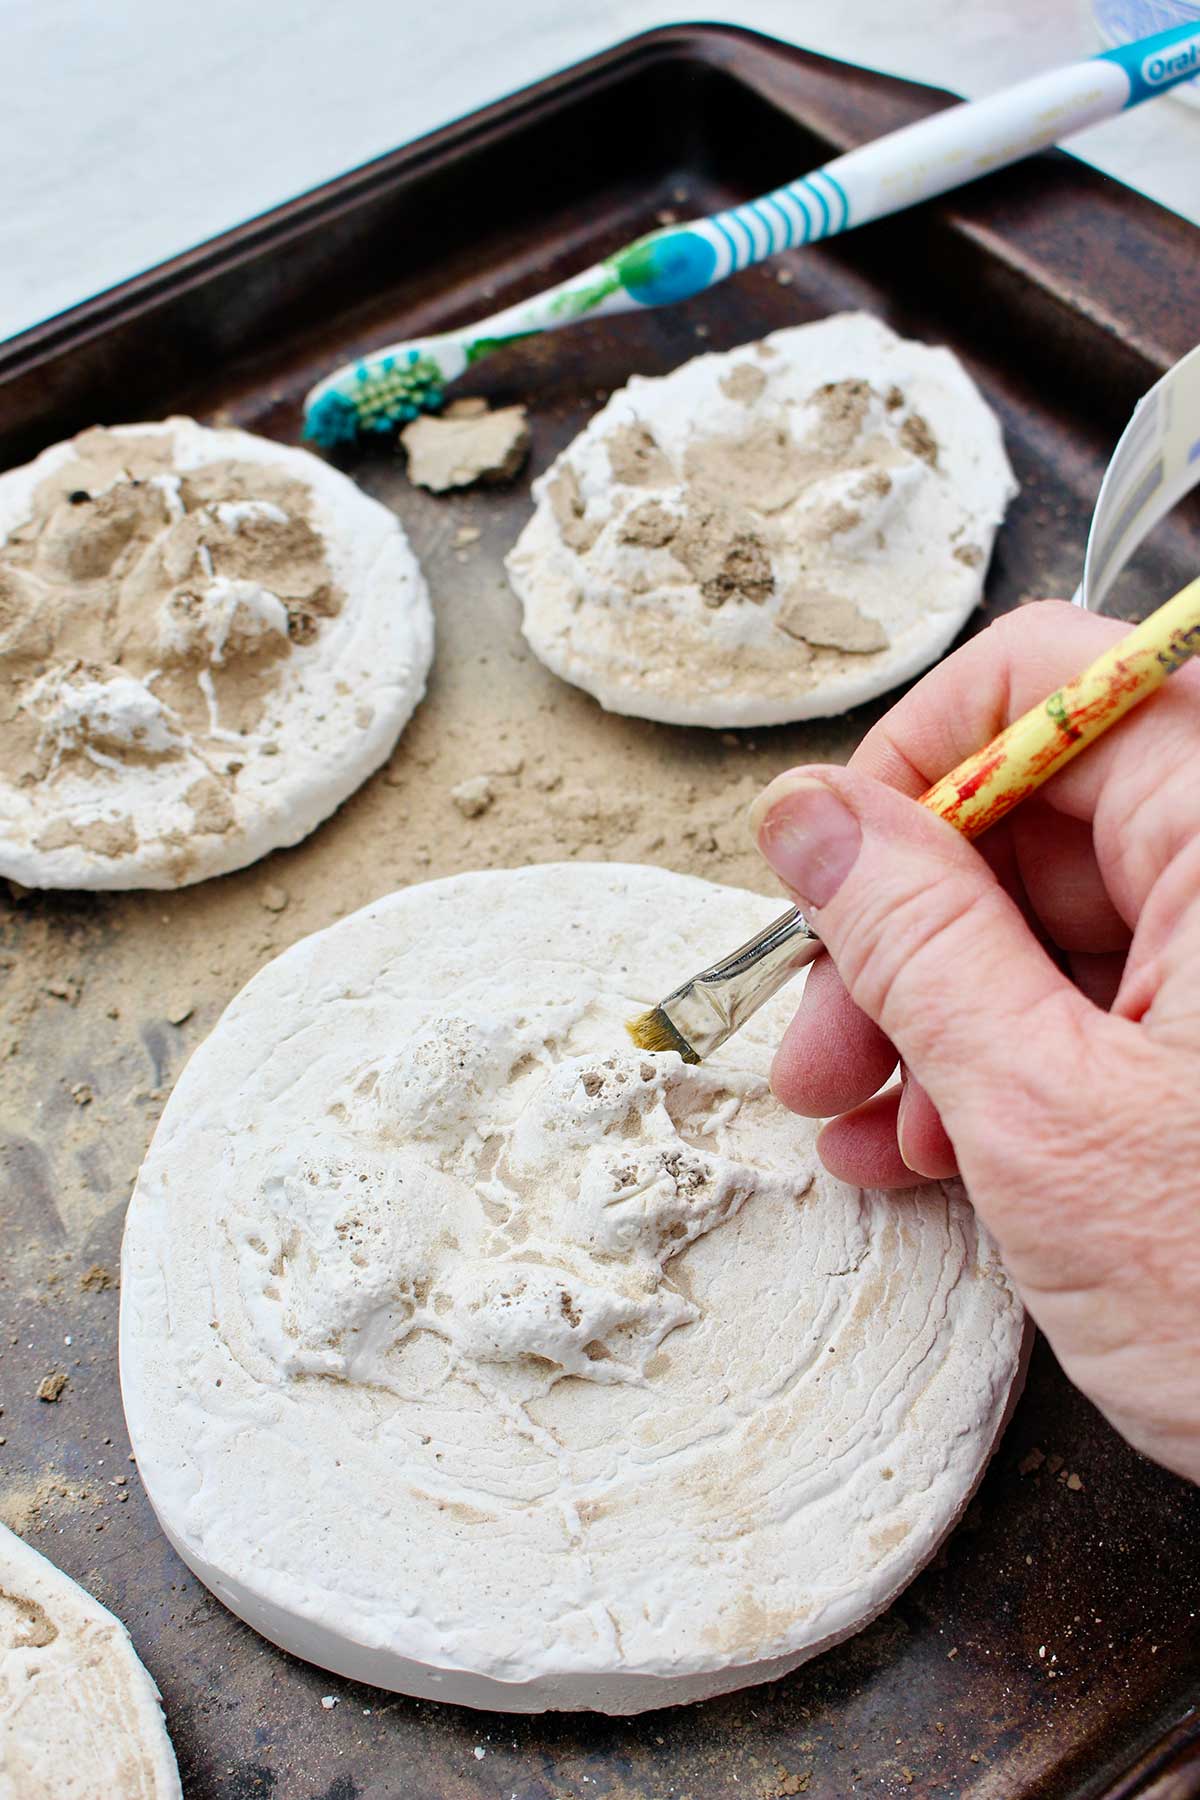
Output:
[120,862,1025,1713]
[506,313,1017,728]
[0,1522,181,1797]
[0,418,433,889]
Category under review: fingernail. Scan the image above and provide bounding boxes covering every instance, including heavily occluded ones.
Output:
[896,1070,921,1175]
[755,778,862,908]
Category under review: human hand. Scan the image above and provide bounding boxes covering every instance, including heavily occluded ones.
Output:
[751,601,1200,1484]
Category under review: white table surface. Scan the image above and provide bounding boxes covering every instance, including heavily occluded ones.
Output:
[3,0,1197,346]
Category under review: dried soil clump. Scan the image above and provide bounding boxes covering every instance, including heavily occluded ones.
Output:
[401,403,530,493]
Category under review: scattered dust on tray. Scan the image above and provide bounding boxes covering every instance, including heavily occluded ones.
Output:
[0,1474,71,1535]
[400,402,530,492]
[768,1767,813,1796]
[1021,1451,1086,1491]
[0,1467,133,1536]
[78,1265,116,1293]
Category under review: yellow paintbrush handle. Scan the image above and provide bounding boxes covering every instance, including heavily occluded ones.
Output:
[919,578,1200,840]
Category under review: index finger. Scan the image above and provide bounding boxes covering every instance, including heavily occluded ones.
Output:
[854,600,1200,807]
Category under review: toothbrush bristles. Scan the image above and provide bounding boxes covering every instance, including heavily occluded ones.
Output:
[304,350,447,448]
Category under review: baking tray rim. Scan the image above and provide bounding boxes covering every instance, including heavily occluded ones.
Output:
[1,21,1197,1798]
[0,20,968,375]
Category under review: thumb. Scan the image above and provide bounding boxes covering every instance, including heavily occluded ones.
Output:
[750,767,1085,1110]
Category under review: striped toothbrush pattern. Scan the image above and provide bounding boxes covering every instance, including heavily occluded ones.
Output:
[303,21,1200,446]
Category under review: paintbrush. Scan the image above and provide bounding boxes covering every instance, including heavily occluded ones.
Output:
[628,577,1200,1063]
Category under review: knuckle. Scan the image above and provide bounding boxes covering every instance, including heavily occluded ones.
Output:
[955,1022,1173,1272]
[830,875,997,1046]
[1103,765,1200,912]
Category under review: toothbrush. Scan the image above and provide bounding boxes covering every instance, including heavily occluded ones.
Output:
[627,576,1200,1063]
[304,21,1200,447]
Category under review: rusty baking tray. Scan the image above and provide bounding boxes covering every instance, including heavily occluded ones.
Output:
[2,23,1199,1800]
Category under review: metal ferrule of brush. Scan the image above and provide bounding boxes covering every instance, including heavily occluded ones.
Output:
[664,906,823,1061]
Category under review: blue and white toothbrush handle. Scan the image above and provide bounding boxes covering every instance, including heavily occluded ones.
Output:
[304,22,1200,446]
[634,21,1200,303]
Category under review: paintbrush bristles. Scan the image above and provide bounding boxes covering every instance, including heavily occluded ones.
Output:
[627,908,822,1065]
[625,1007,700,1063]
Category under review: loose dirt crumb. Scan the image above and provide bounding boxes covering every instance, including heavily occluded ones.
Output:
[720,364,768,406]
[79,1264,116,1292]
[769,1766,811,1796]
[606,424,673,488]
[36,1371,68,1403]
[260,884,289,913]
[547,465,600,554]
[166,1000,194,1026]
[619,501,677,549]
[185,777,235,838]
[1018,1447,1046,1476]
[899,411,939,467]
[671,509,774,609]
[450,776,495,819]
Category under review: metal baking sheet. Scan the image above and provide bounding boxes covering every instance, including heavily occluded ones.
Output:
[1,24,1198,1799]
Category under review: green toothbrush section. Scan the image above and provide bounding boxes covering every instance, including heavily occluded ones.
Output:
[465,332,538,362]
[545,268,623,319]
[541,229,720,318]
